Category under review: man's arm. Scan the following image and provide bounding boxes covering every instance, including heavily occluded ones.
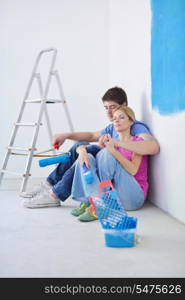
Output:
[117,134,160,155]
[52,131,101,147]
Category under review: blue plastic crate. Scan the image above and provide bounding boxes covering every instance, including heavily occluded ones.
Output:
[102,216,137,248]
[92,181,138,247]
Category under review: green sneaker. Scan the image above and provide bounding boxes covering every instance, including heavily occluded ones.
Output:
[78,206,98,222]
[71,202,90,217]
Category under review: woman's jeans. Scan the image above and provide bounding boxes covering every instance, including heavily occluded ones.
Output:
[47,141,101,201]
[72,148,145,211]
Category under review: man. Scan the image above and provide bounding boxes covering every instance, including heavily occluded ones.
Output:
[22,87,159,219]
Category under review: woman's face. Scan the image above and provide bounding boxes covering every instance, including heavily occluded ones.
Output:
[113,110,133,132]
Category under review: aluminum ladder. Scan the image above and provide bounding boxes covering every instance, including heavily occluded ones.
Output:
[0,48,74,192]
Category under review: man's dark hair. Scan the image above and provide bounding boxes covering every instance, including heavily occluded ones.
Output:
[102,87,128,105]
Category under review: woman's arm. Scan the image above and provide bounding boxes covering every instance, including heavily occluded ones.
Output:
[105,138,142,175]
[108,147,142,175]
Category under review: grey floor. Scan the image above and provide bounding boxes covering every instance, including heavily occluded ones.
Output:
[0,189,185,278]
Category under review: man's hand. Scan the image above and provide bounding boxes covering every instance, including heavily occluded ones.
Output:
[98,134,110,148]
[104,135,116,152]
[76,146,90,167]
[52,133,68,148]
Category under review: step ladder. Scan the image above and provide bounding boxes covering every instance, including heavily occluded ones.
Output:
[0,48,74,192]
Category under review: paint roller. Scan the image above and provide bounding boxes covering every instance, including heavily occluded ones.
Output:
[38,143,71,167]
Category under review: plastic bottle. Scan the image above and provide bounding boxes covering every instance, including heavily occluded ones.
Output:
[82,163,94,184]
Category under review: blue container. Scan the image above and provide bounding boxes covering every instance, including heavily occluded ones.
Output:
[102,216,137,248]
[103,228,136,248]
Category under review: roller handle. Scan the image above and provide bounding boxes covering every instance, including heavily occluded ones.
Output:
[54,143,59,150]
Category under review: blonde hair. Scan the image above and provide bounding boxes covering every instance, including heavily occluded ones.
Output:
[113,105,136,122]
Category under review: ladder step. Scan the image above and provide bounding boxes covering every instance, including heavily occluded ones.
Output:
[0,169,31,177]
[14,122,43,127]
[7,146,36,152]
[25,98,65,103]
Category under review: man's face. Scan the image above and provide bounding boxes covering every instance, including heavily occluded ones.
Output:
[103,100,126,121]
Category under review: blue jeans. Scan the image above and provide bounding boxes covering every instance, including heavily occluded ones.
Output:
[72,148,145,211]
[47,141,101,201]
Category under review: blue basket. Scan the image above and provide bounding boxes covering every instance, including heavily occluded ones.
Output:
[93,181,138,248]
[102,216,137,248]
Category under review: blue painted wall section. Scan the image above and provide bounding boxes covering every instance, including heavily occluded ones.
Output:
[151,0,185,115]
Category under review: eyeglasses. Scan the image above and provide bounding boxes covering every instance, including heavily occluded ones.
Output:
[104,104,120,111]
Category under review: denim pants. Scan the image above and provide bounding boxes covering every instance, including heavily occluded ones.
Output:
[47,141,101,201]
[71,148,145,211]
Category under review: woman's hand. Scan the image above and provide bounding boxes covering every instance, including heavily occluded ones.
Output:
[76,146,90,167]
[99,134,121,149]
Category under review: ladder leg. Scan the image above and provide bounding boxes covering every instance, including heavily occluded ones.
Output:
[0,111,26,187]
[20,101,46,192]
[54,70,74,132]
[44,106,54,146]
[20,174,30,193]
[0,151,11,186]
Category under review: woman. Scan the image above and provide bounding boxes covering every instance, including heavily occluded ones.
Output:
[71,106,148,221]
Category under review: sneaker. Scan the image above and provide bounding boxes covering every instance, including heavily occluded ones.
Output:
[78,205,98,222]
[71,202,90,217]
[23,190,60,208]
[20,182,50,198]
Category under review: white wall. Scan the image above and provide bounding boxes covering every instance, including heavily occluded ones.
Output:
[149,111,185,224]
[0,0,109,177]
[109,0,151,119]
